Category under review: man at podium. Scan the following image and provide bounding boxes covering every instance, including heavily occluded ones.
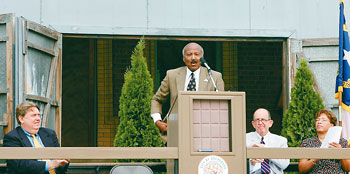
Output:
[151,42,225,132]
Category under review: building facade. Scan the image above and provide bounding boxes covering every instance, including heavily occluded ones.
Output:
[0,0,344,148]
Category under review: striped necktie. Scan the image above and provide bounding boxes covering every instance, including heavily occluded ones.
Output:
[260,137,270,174]
[31,134,56,174]
[187,72,196,91]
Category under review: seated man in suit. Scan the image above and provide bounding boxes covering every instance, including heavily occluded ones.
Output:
[151,42,225,132]
[4,101,69,174]
[246,108,290,174]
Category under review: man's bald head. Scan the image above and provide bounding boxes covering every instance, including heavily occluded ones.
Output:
[182,42,204,71]
[252,108,273,137]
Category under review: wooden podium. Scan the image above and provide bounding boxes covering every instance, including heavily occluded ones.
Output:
[167,91,246,174]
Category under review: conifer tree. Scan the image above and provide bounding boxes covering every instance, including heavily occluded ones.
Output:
[113,38,164,162]
[281,58,324,148]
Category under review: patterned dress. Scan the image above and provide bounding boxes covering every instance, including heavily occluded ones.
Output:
[300,136,348,174]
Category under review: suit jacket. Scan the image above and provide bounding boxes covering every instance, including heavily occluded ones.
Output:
[246,132,290,174]
[3,126,69,174]
[151,66,225,115]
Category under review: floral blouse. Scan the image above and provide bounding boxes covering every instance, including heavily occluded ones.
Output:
[300,136,348,174]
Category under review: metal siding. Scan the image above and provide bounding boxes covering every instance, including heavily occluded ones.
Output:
[16,17,24,112]
[250,0,297,30]
[48,106,56,129]
[308,61,338,107]
[42,0,148,28]
[214,0,250,29]
[27,31,56,52]
[303,45,338,113]
[0,42,6,140]
[0,42,6,90]
[0,0,41,23]
[147,0,183,28]
[0,14,13,141]
[303,46,338,60]
[0,0,345,38]
[0,23,6,38]
[297,0,338,39]
[186,0,250,29]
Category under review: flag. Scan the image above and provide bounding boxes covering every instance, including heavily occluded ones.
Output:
[335,0,350,140]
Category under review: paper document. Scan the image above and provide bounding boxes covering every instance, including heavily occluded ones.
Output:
[320,126,342,148]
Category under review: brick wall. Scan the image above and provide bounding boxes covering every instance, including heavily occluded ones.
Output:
[222,42,239,91]
[96,39,116,147]
[62,38,91,147]
[144,40,155,84]
[237,41,283,134]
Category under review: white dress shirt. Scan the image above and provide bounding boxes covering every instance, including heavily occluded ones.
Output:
[151,67,200,123]
[246,131,290,174]
[183,68,200,91]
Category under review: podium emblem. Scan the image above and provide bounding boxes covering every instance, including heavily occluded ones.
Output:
[198,155,228,174]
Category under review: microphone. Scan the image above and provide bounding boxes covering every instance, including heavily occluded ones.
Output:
[200,58,211,72]
[200,58,218,92]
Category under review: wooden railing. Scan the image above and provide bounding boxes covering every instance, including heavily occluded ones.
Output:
[1,147,350,173]
[0,147,178,159]
[247,147,350,159]
[1,147,350,159]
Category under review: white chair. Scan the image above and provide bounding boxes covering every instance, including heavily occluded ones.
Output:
[110,164,153,174]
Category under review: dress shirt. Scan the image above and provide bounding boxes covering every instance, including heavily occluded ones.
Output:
[21,127,50,172]
[246,131,290,174]
[183,67,200,91]
[151,67,201,123]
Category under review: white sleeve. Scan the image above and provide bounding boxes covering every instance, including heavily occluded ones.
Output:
[151,113,162,123]
[270,138,290,170]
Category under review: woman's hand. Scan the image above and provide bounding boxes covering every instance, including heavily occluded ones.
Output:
[329,142,342,148]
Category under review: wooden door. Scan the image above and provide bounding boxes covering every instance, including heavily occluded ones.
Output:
[0,14,14,144]
[0,14,62,141]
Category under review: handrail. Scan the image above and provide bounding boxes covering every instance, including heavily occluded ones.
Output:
[0,147,178,159]
[247,147,350,159]
[1,147,350,160]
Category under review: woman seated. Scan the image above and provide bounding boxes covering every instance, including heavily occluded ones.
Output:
[299,109,350,173]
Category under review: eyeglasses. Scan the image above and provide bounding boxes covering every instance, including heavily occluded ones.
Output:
[315,118,329,122]
[253,118,270,122]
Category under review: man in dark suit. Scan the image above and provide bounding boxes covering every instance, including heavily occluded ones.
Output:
[4,101,69,174]
[151,42,225,132]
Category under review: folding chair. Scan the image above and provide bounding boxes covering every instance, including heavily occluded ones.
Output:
[110,164,153,174]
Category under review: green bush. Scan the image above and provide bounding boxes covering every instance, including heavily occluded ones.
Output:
[281,58,324,148]
[113,38,164,162]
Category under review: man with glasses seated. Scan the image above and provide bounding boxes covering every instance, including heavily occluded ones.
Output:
[246,108,290,174]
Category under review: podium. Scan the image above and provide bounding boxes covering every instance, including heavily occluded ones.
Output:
[167,91,246,174]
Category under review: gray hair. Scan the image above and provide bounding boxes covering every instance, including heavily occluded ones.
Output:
[182,43,204,57]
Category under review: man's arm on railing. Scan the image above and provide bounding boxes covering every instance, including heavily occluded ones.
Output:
[3,132,47,173]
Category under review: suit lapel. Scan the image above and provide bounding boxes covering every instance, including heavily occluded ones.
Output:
[176,67,186,91]
[199,67,210,91]
[16,127,33,147]
[38,129,51,147]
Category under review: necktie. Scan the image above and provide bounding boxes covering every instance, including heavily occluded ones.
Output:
[187,72,196,91]
[260,137,270,174]
[31,134,56,174]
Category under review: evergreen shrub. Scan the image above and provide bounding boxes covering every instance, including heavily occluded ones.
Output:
[113,38,164,162]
